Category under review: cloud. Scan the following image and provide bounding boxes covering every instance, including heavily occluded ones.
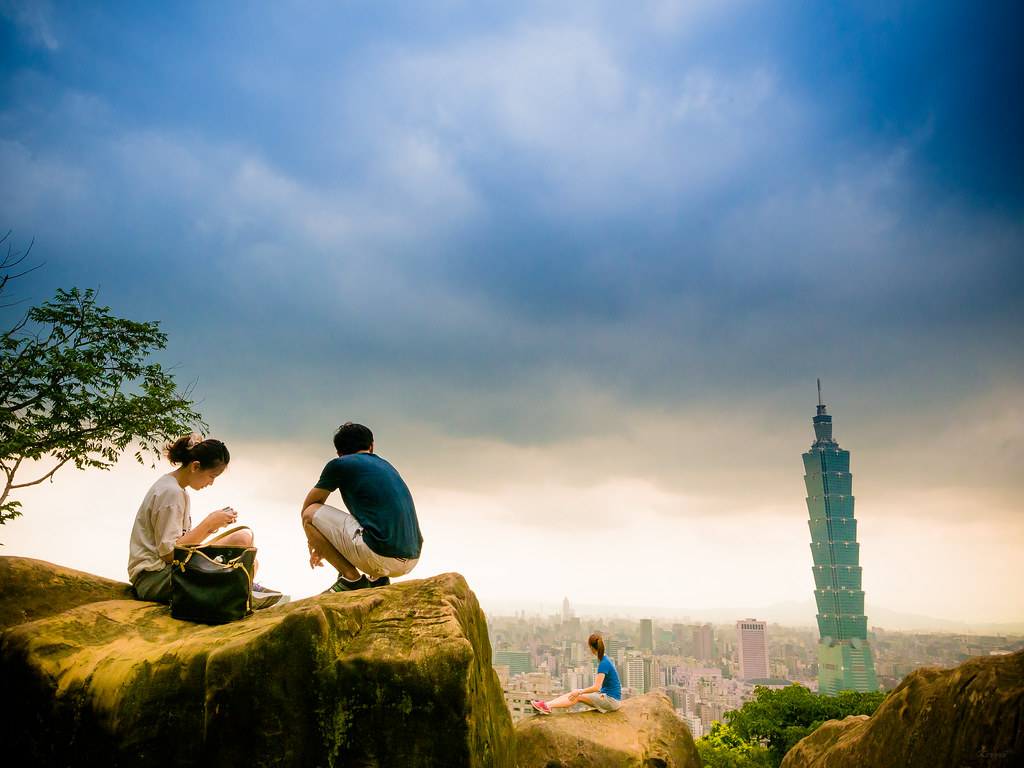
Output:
[3,2,1020,425]
[378,22,798,224]
[0,0,59,50]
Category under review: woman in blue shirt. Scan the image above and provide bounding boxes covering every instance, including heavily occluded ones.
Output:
[532,633,621,714]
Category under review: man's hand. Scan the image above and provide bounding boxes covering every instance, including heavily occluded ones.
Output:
[308,542,324,569]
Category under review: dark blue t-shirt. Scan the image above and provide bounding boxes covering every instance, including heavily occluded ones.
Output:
[598,656,621,700]
[315,453,422,559]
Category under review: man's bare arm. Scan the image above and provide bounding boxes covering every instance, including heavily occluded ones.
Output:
[302,487,331,513]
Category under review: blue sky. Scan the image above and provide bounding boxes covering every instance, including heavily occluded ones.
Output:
[2,1,1022,626]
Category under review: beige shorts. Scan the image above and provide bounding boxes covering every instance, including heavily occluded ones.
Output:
[312,504,418,580]
[583,693,621,712]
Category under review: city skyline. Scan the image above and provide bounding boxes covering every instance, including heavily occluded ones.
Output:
[478,595,1024,636]
[489,598,1023,730]
[2,2,1022,625]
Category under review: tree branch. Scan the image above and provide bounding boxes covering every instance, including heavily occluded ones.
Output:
[8,457,74,490]
[0,232,44,309]
[0,455,22,507]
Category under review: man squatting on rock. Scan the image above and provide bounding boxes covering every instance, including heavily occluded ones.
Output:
[301,422,423,592]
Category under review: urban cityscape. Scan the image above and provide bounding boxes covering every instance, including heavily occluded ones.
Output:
[488,601,1024,733]
[488,387,1023,733]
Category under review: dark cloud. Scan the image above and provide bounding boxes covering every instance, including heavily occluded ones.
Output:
[1,0,1021,455]
[766,0,1024,207]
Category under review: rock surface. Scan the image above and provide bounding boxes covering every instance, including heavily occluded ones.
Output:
[0,555,514,768]
[780,649,1024,768]
[0,555,134,629]
[514,691,701,768]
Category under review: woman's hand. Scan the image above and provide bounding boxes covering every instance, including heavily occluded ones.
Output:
[176,507,239,549]
[567,689,581,703]
[209,506,238,531]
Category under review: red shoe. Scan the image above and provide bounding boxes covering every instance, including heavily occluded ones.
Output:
[531,700,551,715]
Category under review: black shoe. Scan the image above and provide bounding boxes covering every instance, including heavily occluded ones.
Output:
[368,576,391,588]
[323,574,371,594]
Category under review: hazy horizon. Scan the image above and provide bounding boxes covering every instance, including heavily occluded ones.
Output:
[477,596,1024,635]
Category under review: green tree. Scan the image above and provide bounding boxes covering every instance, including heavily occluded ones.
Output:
[696,720,773,768]
[1,283,205,528]
[724,684,887,767]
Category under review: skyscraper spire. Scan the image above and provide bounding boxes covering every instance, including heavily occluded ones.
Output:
[811,379,836,447]
[801,384,878,695]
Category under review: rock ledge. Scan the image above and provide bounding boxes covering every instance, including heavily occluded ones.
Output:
[514,690,701,768]
[0,555,514,768]
[781,648,1024,768]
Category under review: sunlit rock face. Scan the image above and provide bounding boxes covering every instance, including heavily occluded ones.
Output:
[781,649,1024,768]
[514,690,701,768]
[0,556,515,768]
[0,556,135,629]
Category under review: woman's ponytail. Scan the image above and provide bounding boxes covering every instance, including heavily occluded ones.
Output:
[165,434,230,469]
[588,633,606,661]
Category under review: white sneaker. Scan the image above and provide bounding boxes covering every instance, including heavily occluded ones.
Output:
[251,583,284,609]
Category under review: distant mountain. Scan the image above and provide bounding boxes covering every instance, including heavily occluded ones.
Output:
[752,599,1024,634]
[862,605,1024,635]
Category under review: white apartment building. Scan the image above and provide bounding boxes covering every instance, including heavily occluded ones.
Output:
[504,689,538,722]
[736,618,770,681]
[502,670,559,722]
[565,665,595,692]
[621,649,646,694]
[680,711,704,739]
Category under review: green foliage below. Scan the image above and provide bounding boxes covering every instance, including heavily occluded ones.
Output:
[1,286,204,526]
[697,721,773,768]
[696,684,887,768]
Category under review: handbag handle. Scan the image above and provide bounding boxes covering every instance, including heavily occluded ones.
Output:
[204,525,254,546]
[173,525,256,574]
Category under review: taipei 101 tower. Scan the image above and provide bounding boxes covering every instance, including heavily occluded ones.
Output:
[802,381,879,694]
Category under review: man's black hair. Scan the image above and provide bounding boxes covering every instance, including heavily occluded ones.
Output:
[334,422,374,455]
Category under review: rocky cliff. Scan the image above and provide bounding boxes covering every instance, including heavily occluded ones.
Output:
[514,691,701,768]
[0,556,515,768]
[781,648,1024,768]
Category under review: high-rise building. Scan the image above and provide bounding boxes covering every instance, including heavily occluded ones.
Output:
[566,616,581,643]
[672,623,686,646]
[693,624,713,662]
[736,618,770,680]
[649,655,662,689]
[562,596,571,624]
[803,381,879,695]
[622,650,646,693]
[607,638,623,663]
[493,650,531,676]
[640,618,653,651]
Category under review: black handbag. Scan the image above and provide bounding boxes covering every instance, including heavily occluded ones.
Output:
[170,526,257,624]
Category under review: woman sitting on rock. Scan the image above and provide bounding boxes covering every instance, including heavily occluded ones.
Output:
[532,633,621,715]
[127,435,281,609]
